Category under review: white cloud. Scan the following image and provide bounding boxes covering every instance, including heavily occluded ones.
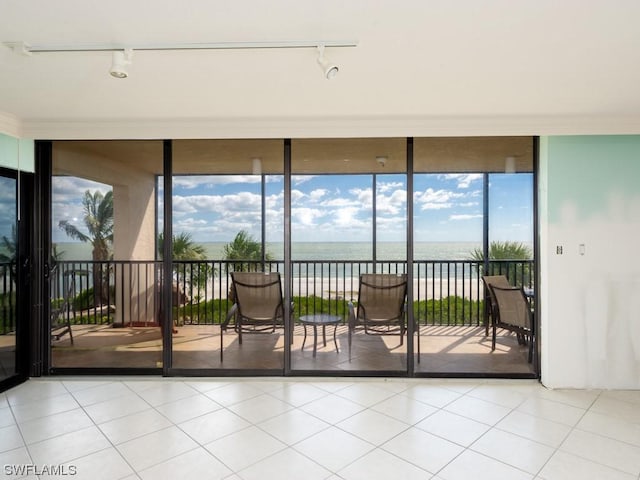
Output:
[440,173,483,188]
[292,207,324,226]
[173,175,261,189]
[415,188,464,211]
[309,189,328,202]
[449,214,483,221]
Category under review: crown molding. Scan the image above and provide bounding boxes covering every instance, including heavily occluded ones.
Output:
[18,114,640,140]
[0,111,22,138]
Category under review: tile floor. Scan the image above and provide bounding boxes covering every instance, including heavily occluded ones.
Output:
[1,377,639,480]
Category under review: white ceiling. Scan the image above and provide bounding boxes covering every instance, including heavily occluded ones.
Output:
[2,0,640,139]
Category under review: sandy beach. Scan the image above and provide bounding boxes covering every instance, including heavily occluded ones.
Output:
[195,277,484,301]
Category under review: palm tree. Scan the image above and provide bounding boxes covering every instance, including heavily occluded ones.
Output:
[59,190,113,262]
[58,189,113,303]
[158,231,211,293]
[470,240,533,285]
[0,225,16,264]
[0,225,17,280]
[223,230,271,261]
[158,231,207,261]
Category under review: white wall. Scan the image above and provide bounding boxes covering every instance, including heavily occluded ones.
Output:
[540,135,640,389]
[0,133,34,172]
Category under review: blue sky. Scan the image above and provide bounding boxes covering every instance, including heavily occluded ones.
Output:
[52,172,533,245]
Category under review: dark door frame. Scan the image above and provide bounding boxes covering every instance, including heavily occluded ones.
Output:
[0,166,32,392]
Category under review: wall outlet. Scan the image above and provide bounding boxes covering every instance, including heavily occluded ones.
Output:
[556,245,563,254]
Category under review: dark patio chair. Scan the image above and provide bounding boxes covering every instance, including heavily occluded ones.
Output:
[487,284,534,363]
[348,273,408,360]
[220,271,287,362]
[481,275,512,336]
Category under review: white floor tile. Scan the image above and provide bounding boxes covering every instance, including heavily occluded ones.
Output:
[266,383,329,407]
[599,389,640,406]
[154,392,222,424]
[576,410,640,447]
[293,426,374,472]
[257,408,330,445]
[402,384,462,408]
[134,381,198,407]
[381,426,464,474]
[0,406,15,428]
[334,383,398,407]
[183,379,231,394]
[538,450,636,480]
[178,407,251,445]
[70,382,133,407]
[10,393,80,423]
[19,407,94,445]
[138,446,231,480]
[470,427,554,474]
[337,408,410,445]
[238,448,331,480]
[116,426,199,472]
[203,425,286,471]
[515,397,586,426]
[0,424,23,453]
[61,379,113,393]
[59,446,134,480]
[2,378,640,480]
[6,381,69,406]
[338,448,432,480]
[0,447,34,475]
[83,392,152,425]
[534,388,600,410]
[494,410,571,448]
[299,393,366,424]
[415,409,490,447]
[98,409,173,444]
[444,395,511,426]
[227,393,293,424]
[438,450,533,480]
[370,393,438,424]
[589,395,640,424]
[202,382,264,406]
[466,383,529,409]
[28,426,111,466]
[559,429,640,475]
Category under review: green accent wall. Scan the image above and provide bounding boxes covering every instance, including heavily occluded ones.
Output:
[546,135,640,223]
[0,133,34,172]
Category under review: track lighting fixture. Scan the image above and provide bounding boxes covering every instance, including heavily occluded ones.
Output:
[4,40,357,79]
[317,45,339,79]
[110,49,133,78]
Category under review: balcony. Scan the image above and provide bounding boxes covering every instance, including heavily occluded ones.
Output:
[46,258,534,375]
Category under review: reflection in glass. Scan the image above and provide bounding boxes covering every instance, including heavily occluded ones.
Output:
[291,138,407,372]
[170,139,285,371]
[0,176,17,380]
[51,141,163,369]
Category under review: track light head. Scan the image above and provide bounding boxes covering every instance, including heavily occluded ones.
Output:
[110,49,133,78]
[317,45,338,79]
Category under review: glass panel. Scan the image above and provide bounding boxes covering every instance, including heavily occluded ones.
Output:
[413,137,535,375]
[171,139,284,371]
[51,141,163,369]
[291,138,407,372]
[0,175,17,380]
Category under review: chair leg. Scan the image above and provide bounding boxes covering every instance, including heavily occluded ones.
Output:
[220,326,224,363]
[348,328,352,361]
[492,324,497,351]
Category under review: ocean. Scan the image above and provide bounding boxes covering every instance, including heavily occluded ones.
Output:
[54,241,485,262]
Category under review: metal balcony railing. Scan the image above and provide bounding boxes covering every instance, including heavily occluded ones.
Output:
[47,258,534,330]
